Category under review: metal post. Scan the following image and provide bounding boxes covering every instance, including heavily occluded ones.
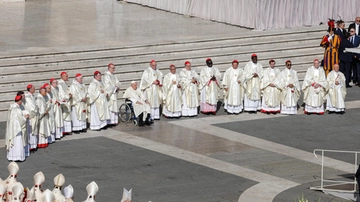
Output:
[355,152,358,192]
[321,150,324,189]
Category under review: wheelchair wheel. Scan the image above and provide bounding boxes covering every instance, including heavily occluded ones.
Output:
[119,103,132,122]
[133,119,138,126]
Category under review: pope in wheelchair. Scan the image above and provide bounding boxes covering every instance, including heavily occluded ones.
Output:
[123,81,153,126]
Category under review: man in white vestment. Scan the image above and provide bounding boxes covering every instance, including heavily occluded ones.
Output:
[5,95,28,161]
[58,72,72,134]
[32,172,45,201]
[50,78,64,140]
[70,73,88,133]
[222,60,245,114]
[277,60,300,115]
[35,86,50,148]
[16,91,30,157]
[179,61,200,117]
[139,60,163,120]
[199,58,221,114]
[123,81,152,126]
[23,84,38,151]
[5,162,20,201]
[162,64,182,118]
[302,59,327,115]
[83,181,98,202]
[243,54,264,113]
[103,63,121,125]
[52,174,66,202]
[88,71,110,130]
[63,185,74,202]
[44,83,55,144]
[260,59,281,114]
[326,63,346,113]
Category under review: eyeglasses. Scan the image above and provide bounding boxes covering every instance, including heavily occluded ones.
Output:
[356,20,360,22]
[350,31,355,32]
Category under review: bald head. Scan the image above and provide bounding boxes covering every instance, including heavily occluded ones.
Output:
[131,82,137,90]
[333,63,339,72]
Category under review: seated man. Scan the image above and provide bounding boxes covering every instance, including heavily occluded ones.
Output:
[123,81,152,126]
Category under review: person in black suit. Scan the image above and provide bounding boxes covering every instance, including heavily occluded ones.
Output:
[349,27,360,86]
[339,32,354,87]
[335,20,347,40]
[348,17,360,36]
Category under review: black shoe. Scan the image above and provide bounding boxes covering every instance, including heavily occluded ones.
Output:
[346,85,352,88]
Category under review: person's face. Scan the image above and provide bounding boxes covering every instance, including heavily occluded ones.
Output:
[356,17,360,25]
[45,86,51,93]
[150,62,157,70]
[76,76,83,84]
[339,22,345,29]
[329,30,334,35]
[51,81,58,88]
[17,99,23,105]
[314,61,320,68]
[95,74,101,81]
[21,94,25,101]
[333,64,340,72]
[206,60,213,67]
[40,89,47,96]
[286,62,292,69]
[269,61,275,68]
[131,82,137,90]
[232,62,238,69]
[252,56,257,64]
[170,66,176,74]
[350,28,356,36]
[108,65,115,74]
[61,73,69,81]
[29,86,35,94]
[185,63,191,71]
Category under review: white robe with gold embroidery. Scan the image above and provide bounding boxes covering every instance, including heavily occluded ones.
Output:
[302,66,327,113]
[277,68,300,114]
[23,92,38,149]
[123,87,151,121]
[88,79,110,130]
[51,86,64,138]
[162,72,182,117]
[199,66,221,112]
[58,79,72,132]
[222,67,245,113]
[326,70,346,112]
[243,61,263,111]
[179,69,200,116]
[35,94,50,147]
[260,67,281,112]
[70,80,88,131]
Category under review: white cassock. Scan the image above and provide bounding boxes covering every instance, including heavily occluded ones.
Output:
[260,67,281,113]
[326,70,346,112]
[243,61,263,111]
[88,79,110,130]
[23,92,38,150]
[162,72,182,117]
[35,94,50,148]
[199,66,221,113]
[5,103,27,161]
[70,80,87,131]
[19,104,30,157]
[179,68,200,116]
[123,87,151,121]
[139,67,163,120]
[103,70,121,124]
[58,79,72,133]
[51,86,64,139]
[302,66,327,114]
[45,93,55,144]
[277,68,300,115]
[222,67,245,114]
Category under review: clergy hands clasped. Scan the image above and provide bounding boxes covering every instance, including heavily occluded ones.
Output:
[24,114,29,119]
[335,81,340,85]
[153,80,160,85]
[270,83,276,87]
[100,89,104,93]
[253,73,259,78]
[136,101,143,105]
[82,97,87,102]
[210,76,217,81]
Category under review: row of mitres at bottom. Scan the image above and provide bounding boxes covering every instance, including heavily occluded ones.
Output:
[0,162,136,202]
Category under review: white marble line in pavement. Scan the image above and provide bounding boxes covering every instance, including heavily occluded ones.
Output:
[169,112,356,174]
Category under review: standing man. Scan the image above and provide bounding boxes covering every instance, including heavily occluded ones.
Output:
[199,58,221,114]
[243,54,263,114]
[162,64,182,118]
[44,83,55,144]
[88,71,110,130]
[277,60,300,115]
[16,91,30,157]
[302,59,327,115]
[338,32,354,87]
[349,27,360,86]
[222,60,245,114]
[179,61,200,117]
[23,84,38,151]
[35,86,50,148]
[326,63,346,114]
[348,17,360,36]
[58,72,72,135]
[5,95,28,161]
[320,19,340,76]
[123,81,152,126]
[260,59,281,114]
[139,60,163,120]
[335,20,346,40]
[70,73,88,133]
[103,63,121,126]
[50,78,64,140]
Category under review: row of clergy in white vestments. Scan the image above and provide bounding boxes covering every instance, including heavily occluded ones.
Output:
[141,56,346,119]
[5,64,124,162]
[0,162,133,202]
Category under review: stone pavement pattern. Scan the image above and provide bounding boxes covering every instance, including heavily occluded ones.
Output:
[0,0,359,202]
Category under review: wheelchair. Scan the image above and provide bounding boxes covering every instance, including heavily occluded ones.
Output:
[119,99,138,126]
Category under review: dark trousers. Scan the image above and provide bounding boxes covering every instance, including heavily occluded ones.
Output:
[340,60,352,86]
[352,60,360,84]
